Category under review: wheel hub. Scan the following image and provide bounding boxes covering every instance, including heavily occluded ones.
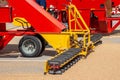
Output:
[22,39,36,54]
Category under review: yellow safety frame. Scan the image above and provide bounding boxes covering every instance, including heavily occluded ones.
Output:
[67,3,92,56]
[44,4,94,74]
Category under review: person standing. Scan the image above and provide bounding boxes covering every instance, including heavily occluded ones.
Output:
[36,0,46,9]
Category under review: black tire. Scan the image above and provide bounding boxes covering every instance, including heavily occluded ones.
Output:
[19,36,43,57]
[36,36,46,56]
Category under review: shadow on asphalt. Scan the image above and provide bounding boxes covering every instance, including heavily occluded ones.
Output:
[42,50,57,57]
[0,55,19,58]
[0,44,19,54]
[0,44,57,58]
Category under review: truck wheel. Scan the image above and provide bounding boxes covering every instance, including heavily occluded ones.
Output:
[19,36,43,57]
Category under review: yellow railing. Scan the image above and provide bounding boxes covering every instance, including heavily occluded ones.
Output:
[68,4,90,33]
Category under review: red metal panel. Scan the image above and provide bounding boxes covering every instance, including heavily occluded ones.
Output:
[80,9,91,28]
[2,35,14,49]
[8,0,65,33]
[0,23,6,31]
[47,0,106,10]
[106,18,120,33]
[46,0,119,10]
[0,7,12,23]
[112,0,120,6]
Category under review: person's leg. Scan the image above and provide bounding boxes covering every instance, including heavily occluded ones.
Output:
[40,0,46,9]
[36,0,41,5]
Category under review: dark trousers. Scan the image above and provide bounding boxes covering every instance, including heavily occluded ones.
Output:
[36,0,46,9]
